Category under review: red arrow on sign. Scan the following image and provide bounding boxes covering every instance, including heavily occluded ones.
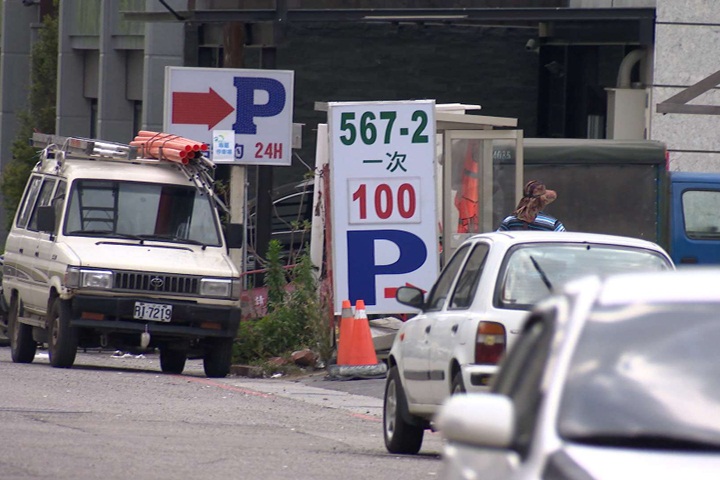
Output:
[172,88,234,130]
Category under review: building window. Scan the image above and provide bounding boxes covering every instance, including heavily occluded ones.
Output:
[199,46,223,68]
[133,101,142,135]
[90,99,98,138]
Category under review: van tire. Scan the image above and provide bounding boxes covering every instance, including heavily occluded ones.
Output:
[383,366,424,454]
[203,337,233,378]
[48,298,78,368]
[160,348,187,374]
[9,295,36,363]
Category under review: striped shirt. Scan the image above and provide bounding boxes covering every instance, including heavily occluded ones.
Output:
[497,212,566,232]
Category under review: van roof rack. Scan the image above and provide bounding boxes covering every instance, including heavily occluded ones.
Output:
[31,132,228,214]
[32,133,139,163]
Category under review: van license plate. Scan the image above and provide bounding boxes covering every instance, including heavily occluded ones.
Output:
[134,302,172,322]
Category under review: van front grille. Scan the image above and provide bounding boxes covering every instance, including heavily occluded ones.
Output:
[114,271,199,295]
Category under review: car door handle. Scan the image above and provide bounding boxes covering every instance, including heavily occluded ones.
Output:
[425,325,431,334]
[451,324,458,333]
[34,251,39,257]
[19,248,23,254]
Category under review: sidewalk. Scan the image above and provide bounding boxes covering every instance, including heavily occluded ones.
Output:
[223,372,385,419]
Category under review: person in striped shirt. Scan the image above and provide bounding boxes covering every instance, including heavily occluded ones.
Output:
[497,180,566,232]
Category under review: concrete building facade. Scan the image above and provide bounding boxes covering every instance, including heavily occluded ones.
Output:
[55,0,183,142]
[651,0,720,172]
[1,0,719,238]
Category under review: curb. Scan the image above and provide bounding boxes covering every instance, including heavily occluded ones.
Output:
[230,364,264,378]
[326,362,388,380]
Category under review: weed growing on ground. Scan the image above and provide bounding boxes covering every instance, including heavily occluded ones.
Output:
[233,240,333,367]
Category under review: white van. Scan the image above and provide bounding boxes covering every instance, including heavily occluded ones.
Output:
[1,133,243,377]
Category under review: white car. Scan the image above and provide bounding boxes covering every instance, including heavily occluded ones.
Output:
[383,231,674,454]
[437,268,720,479]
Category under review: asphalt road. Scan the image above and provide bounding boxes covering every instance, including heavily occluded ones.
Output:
[0,347,443,480]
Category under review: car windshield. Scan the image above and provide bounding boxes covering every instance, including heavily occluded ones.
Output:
[499,244,671,308]
[63,180,221,246]
[558,303,720,450]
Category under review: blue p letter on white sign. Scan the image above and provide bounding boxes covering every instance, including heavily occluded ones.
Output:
[347,230,427,305]
[233,77,286,135]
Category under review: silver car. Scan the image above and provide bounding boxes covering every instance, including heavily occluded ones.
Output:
[437,268,720,479]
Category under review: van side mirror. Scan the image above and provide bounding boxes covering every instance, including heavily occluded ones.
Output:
[36,205,56,233]
[225,223,244,249]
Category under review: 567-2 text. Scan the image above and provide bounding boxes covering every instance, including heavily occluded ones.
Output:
[339,110,430,146]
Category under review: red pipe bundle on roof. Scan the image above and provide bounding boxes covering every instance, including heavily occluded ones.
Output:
[132,131,209,164]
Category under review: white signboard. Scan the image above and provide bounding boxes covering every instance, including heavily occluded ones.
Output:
[164,67,294,166]
[329,100,439,315]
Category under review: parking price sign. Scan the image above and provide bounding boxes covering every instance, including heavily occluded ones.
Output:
[329,100,439,315]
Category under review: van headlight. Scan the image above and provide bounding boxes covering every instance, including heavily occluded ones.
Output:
[200,278,240,299]
[65,267,113,289]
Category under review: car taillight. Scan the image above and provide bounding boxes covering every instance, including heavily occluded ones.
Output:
[475,321,506,365]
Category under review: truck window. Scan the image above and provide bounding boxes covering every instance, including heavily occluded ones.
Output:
[272,191,312,232]
[247,180,314,257]
[16,175,43,229]
[64,180,222,246]
[682,190,720,239]
[27,178,58,231]
[51,180,67,233]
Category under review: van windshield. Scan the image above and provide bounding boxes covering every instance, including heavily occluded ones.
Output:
[63,180,222,247]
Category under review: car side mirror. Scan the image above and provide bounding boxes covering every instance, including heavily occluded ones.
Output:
[436,393,515,449]
[396,286,425,309]
[36,205,56,233]
[225,223,244,249]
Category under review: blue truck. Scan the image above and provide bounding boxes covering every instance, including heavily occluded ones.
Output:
[492,138,720,266]
[666,171,720,265]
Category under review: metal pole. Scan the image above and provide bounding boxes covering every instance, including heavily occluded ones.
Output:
[223,22,247,277]
[254,0,287,284]
[253,44,275,275]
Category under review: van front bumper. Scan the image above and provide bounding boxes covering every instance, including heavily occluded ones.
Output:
[69,294,241,339]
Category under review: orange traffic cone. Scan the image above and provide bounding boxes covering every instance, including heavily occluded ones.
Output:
[344,300,379,366]
[336,300,355,365]
[328,299,388,379]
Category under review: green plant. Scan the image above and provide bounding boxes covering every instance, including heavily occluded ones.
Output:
[286,218,312,266]
[232,240,333,367]
[289,251,333,363]
[1,11,58,231]
[264,240,289,313]
[211,175,231,224]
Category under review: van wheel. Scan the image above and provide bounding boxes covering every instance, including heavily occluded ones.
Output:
[9,295,36,363]
[160,348,187,374]
[203,337,233,378]
[48,298,78,368]
[383,366,424,454]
